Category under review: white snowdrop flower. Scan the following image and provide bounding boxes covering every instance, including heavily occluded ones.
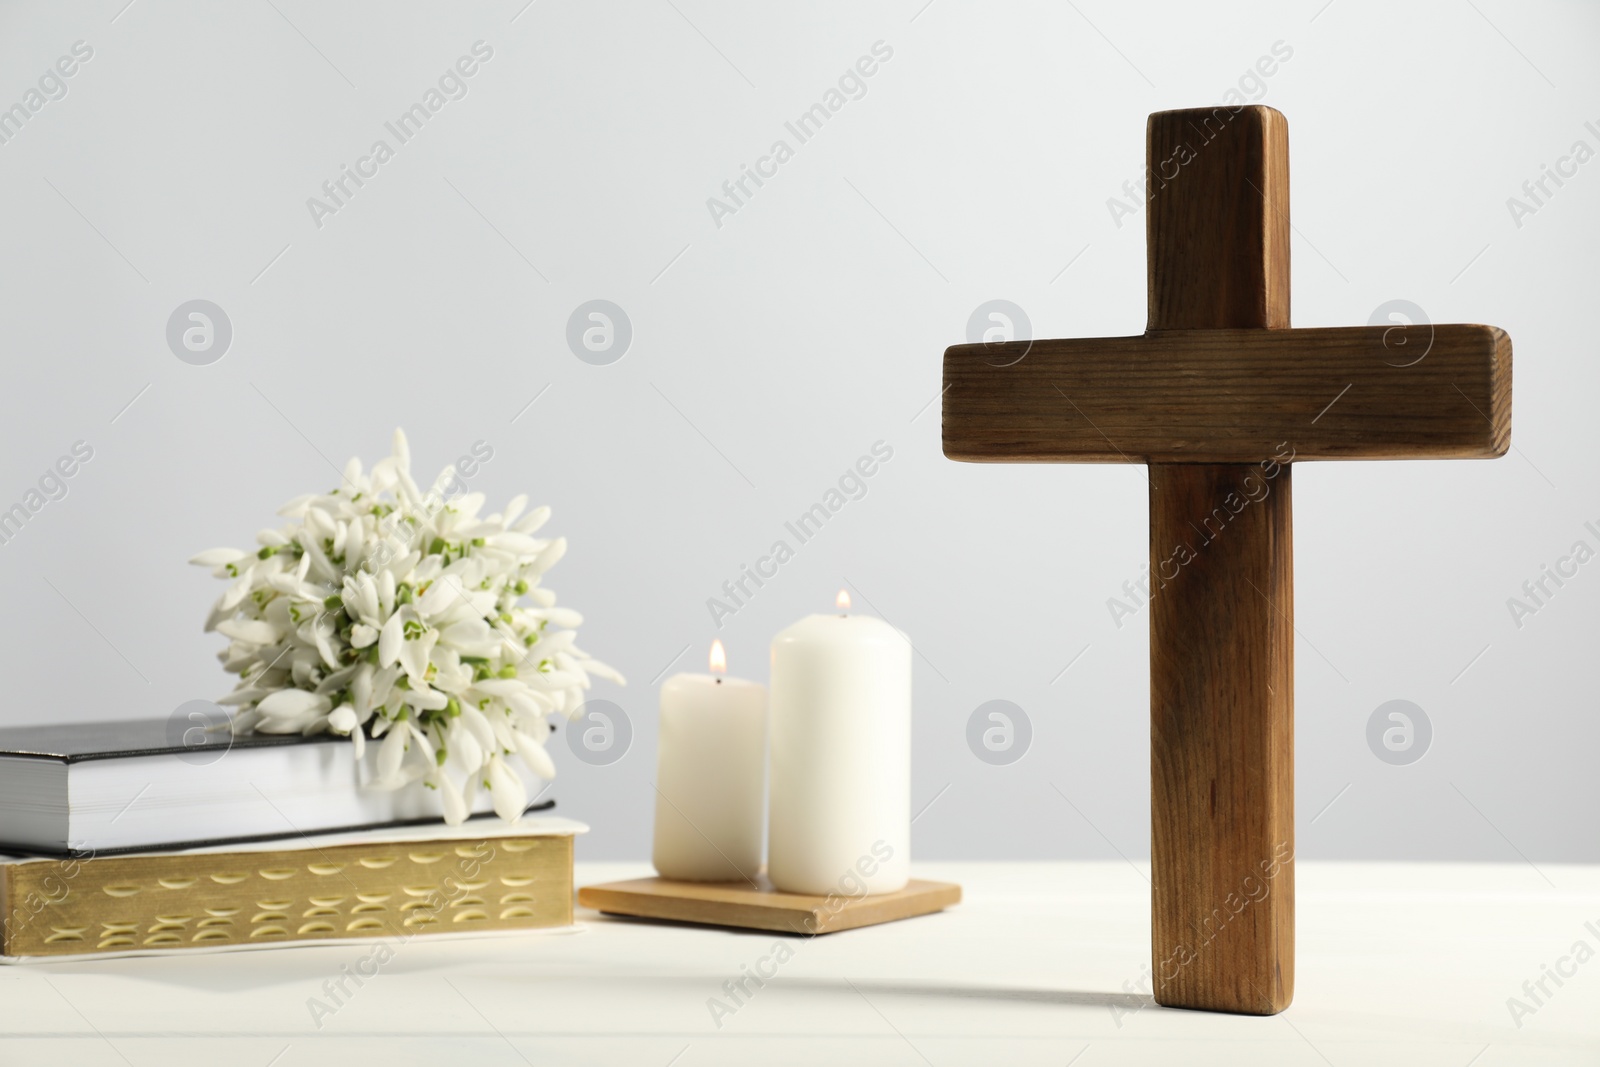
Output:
[514,506,551,534]
[345,572,380,624]
[189,548,247,574]
[446,718,484,773]
[513,728,556,781]
[403,683,449,714]
[504,688,549,720]
[533,630,578,656]
[375,717,411,783]
[536,607,584,629]
[459,705,497,753]
[377,569,396,618]
[533,537,567,573]
[489,532,544,556]
[195,429,623,828]
[416,574,462,619]
[485,755,527,823]
[215,618,278,645]
[397,624,437,684]
[432,768,468,825]
[255,689,331,733]
[219,569,256,611]
[327,705,357,735]
[428,651,472,695]
[442,618,499,659]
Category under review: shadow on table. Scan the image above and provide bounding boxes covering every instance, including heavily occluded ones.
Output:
[779,977,1153,1011]
[25,960,1151,1015]
[23,935,585,994]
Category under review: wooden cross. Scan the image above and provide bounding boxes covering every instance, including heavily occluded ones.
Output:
[942,106,1511,1015]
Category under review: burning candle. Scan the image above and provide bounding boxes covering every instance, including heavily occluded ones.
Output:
[768,590,911,895]
[651,640,767,882]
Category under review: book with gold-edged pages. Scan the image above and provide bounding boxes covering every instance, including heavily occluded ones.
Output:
[0,816,583,962]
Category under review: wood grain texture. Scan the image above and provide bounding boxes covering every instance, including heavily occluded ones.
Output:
[577,876,961,935]
[1147,105,1290,331]
[1145,105,1293,1015]
[1149,463,1295,1014]
[941,325,1511,463]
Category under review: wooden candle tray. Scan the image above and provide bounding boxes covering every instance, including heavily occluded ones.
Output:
[578,874,960,935]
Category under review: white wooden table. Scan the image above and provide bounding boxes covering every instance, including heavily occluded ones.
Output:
[3,861,1596,1065]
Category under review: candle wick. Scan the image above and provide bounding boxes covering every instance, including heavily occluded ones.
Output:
[714,678,722,685]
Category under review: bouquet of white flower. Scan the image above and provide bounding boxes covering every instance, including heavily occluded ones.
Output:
[190,430,622,824]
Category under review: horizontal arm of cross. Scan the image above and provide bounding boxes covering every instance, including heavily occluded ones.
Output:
[943,324,1510,463]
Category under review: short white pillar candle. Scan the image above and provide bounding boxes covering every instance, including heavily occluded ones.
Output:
[651,640,766,882]
[768,591,911,895]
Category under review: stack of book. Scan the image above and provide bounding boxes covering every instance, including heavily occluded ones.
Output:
[0,719,580,961]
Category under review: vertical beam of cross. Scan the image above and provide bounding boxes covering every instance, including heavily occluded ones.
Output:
[1146,106,1294,1014]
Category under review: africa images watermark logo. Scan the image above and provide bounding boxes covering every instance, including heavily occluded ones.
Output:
[565,698,632,766]
[305,41,495,230]
[1368,299,1432,367]
[1366,699,1432,766]
[706,441,894,628]
[1104,40,1292,229]
[305,841,499,1028]
[1104,442,1294,630]
[1110,840,1294,1028]
[966,699,1031,766]
[0,440,94,548]
[566,300,632,366]
[1505,517,1600,630]
[704,841,896,1029]
[1505,118,1600,229]
[0,40,93,147]
[966,300,1031,366]
[167,300,233,365]
[705,41,894,229]
[1505,916,1600,1029]
[166,699,233,766]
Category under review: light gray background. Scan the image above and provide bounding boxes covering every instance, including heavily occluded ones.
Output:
[0,0,1593,864]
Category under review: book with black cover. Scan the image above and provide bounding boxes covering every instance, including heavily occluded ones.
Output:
[0,718,552,857]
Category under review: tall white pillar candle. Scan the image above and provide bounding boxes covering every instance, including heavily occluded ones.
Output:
[768,591,911,895]
[652,640,766,882]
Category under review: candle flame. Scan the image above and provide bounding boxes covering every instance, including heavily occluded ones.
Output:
[836,589,851,611]
[709,639,727,675]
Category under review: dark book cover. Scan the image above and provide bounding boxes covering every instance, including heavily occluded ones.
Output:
[0,717,337,763]
[0,718,556,857]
